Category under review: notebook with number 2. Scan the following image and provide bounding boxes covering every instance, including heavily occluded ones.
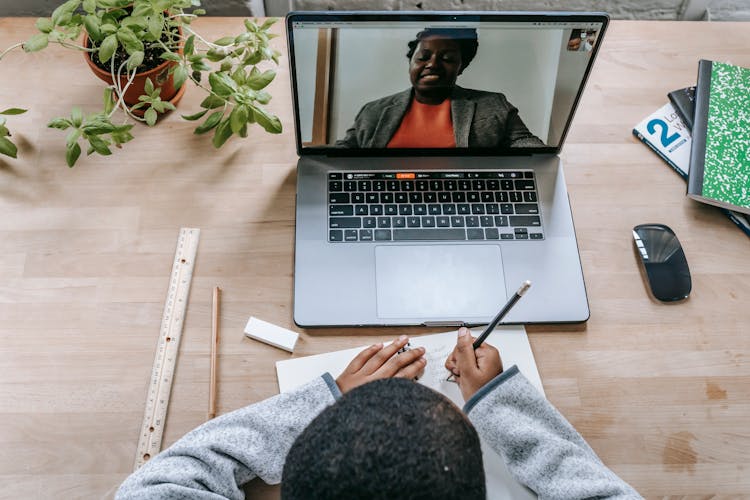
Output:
[286,11,608,327]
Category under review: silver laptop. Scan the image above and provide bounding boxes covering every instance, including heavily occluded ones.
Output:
[287,11,608,327]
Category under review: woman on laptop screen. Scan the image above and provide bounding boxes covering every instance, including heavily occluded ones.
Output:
[335,28,545,149]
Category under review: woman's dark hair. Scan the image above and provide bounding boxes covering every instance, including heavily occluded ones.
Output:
[281,378,486,500]
[406,28,479,69]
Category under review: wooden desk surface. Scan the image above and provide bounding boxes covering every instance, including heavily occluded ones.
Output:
[1,18,748,499]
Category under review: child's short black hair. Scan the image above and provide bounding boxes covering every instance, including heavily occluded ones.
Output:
[406,28,479,69]
[281,378,485,499]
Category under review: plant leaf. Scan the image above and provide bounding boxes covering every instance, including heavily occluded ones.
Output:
[231,67,246,85]
[48,118,72,130]
[160,51,181,62]
[244,50,262,66]
[200,94,225,109]
[82,123,115,135]
[208,72,235,97]
[82,0,96,13]
[148,14,163,40]
[184,34,195,56]
[24,33,49,52]
[99,34,118,63]
[212,118,233,148]
[229,105,248,134]
[117,28,143,55]
[83,14,101,40]
[131,3,151,18]
[173,65,188,91]
[121,16,146,32]
[194,110,223,134]
[261,18,276,30]
[246,69,275,90]
[250,105,282,134]
[71,107,83,128]
[213,36,235,46]
[88,134,112,155]
[82,117,115,135]
[193,63,211,77]
[100,23,117,35]
[127,50,144,71]
[66,128,82,147]
[35,17,54,34]
[254,90,271,104]
[111,130,134,145]
[205,49,224,62]
[113,123,134,132]
[0,108,27,115]
[51,0,77,26]
[144,107,157,126]
[66,142,82,167]
[0,137,18,159]
[103,88,115,114]
[181,109,207,121]
[144,77,155,96]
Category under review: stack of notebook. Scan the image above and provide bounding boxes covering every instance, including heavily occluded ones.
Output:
[633,60,750,238]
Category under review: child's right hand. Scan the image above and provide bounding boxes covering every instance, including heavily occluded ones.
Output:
[336,335,426,393]
[445,327,503,401]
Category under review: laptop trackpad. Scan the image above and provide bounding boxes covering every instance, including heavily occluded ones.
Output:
[375,245,506,320]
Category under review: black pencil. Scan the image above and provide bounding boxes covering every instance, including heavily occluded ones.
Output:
[446,280,531,382]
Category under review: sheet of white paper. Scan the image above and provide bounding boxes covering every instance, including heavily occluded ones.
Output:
[276,326,541,499]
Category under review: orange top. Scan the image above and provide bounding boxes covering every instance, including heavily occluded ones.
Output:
[387,99,456,148]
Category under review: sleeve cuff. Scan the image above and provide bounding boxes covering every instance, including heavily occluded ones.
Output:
[321,372,342,400]
[463,365,520,414]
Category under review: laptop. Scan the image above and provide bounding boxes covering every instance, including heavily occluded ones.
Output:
[286,11,608,327]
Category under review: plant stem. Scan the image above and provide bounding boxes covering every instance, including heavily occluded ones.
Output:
[108,56,144,123]
[0,42,25,61]
[183,25,222,51]
[56,40,96,52]
[167,13,197,21]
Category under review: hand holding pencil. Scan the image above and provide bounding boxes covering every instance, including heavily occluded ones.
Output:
[444,328,503,401]
[444,280,531,401]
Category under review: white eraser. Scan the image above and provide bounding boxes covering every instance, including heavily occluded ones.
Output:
[244,317,299,352]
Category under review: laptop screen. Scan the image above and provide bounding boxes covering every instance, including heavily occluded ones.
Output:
[287,12,608,156]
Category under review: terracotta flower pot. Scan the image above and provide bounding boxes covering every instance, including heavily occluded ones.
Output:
[83,32,185,112]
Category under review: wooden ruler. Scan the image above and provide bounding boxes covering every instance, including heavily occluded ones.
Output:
[133,227,200,471]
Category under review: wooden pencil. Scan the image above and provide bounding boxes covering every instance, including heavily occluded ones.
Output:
[208,286,220,419]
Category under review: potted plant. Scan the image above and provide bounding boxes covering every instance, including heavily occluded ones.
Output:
[0,0,282,166]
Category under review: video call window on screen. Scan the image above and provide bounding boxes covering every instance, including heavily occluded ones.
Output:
[291,21,602,151]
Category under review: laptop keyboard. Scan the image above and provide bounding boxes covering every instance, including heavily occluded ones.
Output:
[327,171,543,242]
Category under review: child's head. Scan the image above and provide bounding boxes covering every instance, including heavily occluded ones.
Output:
[282,378,485,499]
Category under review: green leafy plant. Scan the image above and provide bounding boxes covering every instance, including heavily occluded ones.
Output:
[0,0,282,166]
[0,108,27,159]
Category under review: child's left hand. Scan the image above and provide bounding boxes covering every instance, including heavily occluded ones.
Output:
[336,335,426,393]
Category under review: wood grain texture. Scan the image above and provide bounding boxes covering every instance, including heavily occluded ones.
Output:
[0,18,748,499]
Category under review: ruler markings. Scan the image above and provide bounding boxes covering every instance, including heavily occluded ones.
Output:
[133,227,200,471]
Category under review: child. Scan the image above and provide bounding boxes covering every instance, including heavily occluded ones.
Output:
[117,330,641,499]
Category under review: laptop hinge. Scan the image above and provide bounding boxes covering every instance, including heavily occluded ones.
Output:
[422,321,465,328]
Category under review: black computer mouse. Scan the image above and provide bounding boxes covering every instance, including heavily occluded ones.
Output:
[632,224,691,302]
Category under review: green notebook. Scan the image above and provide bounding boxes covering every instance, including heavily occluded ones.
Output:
[688,60,750,215]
